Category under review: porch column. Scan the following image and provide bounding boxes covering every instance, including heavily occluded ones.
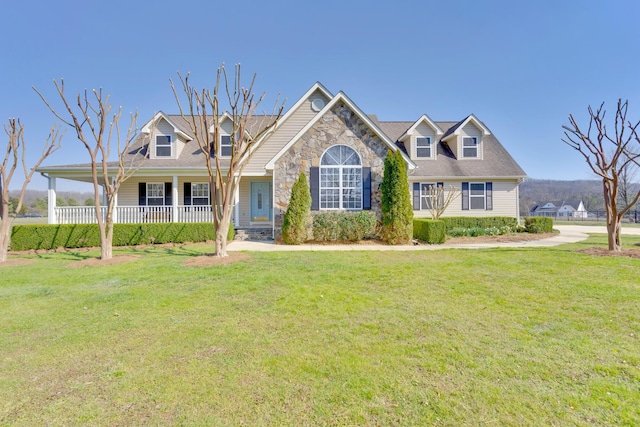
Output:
[47,176,57,224]
[172,175,179,222]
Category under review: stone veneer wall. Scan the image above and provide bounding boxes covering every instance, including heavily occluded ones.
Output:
[273,103,390,236]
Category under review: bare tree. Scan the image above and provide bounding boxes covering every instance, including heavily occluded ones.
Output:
[34,80,145,260]
[171,64,284,257]
[618,160,638,207]
[0,119,62,262]
[562,99,640,251]
[423,184,460,220]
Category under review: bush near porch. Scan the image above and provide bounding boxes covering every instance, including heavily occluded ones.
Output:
[413,219,446,244]
[10,223,235,251]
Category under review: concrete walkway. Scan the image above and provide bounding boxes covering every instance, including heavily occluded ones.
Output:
[227,225,639,252]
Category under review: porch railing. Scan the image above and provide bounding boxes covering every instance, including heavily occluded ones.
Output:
[54,206,214,224]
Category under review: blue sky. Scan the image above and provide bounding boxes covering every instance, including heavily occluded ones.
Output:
[2,0,639,191]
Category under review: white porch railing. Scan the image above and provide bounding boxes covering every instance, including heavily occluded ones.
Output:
[54,206,214,224]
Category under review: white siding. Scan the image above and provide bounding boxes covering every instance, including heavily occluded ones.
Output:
[411,179,520,218]
[244,90,331,175]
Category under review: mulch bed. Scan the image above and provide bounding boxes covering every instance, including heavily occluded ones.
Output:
[577,247,640,259]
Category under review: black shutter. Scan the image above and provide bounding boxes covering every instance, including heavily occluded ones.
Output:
[139,182,147,206]
[413,182,420,210]
[310,167,319,211]
[164,182,172,206]
[486,182,493,210]
[362,167,371,210]
[184,182,192,205]
[462,182,469,210]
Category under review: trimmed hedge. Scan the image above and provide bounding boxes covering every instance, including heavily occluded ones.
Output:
[413,219,446,244]
[440,216,517,231]
[312,211,377,242]
[524,216,554,233]
[10,222,235,251]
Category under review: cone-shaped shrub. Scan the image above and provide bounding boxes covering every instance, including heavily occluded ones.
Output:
[380,150,413,244]
[282,173,312,244]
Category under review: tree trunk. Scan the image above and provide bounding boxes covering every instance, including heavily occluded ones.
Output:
[0,215,11,262]
[214,214,231,257]
[607,216,622,251]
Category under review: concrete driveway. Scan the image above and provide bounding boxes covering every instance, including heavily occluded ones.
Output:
[228,224,637,252]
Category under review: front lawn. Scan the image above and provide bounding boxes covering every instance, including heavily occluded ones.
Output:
[1,235,639,425]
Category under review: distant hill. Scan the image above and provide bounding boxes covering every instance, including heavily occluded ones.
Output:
[519,179,605,214]
[9,189,94,214]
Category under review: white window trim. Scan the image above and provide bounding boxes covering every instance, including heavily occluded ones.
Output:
[147,182,165,206]
[191,182,210,205]
[319,145,363,211]
[469,182,486,210]
[461,136,479,159]
[155,135,172,158]
[415,136,433,159]
[220,134,232,158]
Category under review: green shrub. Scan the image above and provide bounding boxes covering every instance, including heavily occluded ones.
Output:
[524,216,553,233]
[312,211,377,242]
[282,173,312,244]
[413,219,446,244]
[440,216,517,231]
[10,222,234,251]
[380,150,413,244]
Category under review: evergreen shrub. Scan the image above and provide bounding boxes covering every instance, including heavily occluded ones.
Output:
[380,150,413,244]
[413,219,446,244]
[282,173,312,244]
[312,211,377,242]
[524,216,554,233]
[10,222,234,251]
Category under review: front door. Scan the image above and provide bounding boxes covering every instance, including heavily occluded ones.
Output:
[250,182,272,222]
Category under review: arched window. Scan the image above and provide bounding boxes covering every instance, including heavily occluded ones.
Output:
[320,145,362,210]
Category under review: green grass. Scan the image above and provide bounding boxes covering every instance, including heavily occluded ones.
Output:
[1,235,640,425]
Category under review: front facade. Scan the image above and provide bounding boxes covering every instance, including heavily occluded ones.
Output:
[38,82,527,237]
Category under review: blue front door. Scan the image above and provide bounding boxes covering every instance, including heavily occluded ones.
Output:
[250,182,272,222]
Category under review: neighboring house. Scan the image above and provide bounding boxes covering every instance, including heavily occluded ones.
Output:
[37,82,527,238]
[530,201,588,218]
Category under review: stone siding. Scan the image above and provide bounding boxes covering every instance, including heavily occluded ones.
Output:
[273,103,390,235]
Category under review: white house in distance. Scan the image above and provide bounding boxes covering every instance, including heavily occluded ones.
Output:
[37,82,527,239]
[530,201,588,218]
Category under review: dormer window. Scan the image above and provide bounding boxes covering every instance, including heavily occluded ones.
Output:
[155,135,172,157]
[220,135,232,157]
[416,137,432,158]
[462,137,478,158]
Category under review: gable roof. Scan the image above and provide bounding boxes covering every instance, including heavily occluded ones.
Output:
[441,114,491,141]
[375,120,526,179]
[265,90,416,170]
[398,114,444,141]
[142,111,192,140]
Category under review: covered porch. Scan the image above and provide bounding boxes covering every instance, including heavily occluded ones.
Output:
[43,174,274,232]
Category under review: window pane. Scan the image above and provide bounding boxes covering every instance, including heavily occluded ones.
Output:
[416,147,431,157]
[321,145,361,165]
[156,136,171,157]
[147,183,164,206]
[470,197,485,209]
[470,183,484,195]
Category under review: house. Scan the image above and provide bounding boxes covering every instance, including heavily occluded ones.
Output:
[530,201,588,218]
[37,82,527,238]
